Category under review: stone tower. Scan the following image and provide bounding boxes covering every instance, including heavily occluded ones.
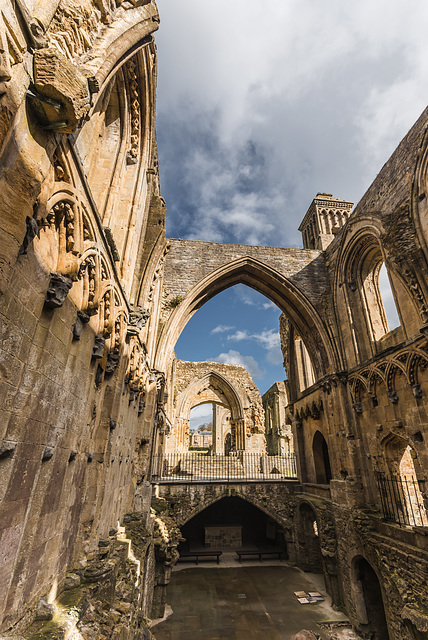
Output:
[299,192,353,249]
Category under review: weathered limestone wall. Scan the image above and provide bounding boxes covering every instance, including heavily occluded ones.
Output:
[0,0,166,635]
[162,239,326,310]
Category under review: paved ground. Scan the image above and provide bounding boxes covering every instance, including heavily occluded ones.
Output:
[151,557,353,640]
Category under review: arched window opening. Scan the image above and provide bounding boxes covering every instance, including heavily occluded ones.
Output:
[378,437,428,527]
[378,263,400,331]
[174,285,286,392]
[312,431,332,484]
[345,236,405,365]
[188,403,232,455]
[279,315,316,399]
[360,249,393,342]
[296,503,323,573]
[353,557,390,640]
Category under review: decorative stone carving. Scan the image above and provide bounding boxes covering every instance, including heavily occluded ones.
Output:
[412,383,423,398]
[105,351,120,375]
[126,58,140,164]
[388,390,399,404]
[402,267,428,324]
[92,335,105,358]
[128,307,150,331]
[73,310,90,340]
[52,201,76,252]
[31,48,90,133]
[45,272,73,309]
[18,210,40,256]
[101,290,113,337]
[79,255,98,314]
[353,402,363,414]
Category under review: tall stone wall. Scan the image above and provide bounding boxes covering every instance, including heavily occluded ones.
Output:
[0,0,168,635]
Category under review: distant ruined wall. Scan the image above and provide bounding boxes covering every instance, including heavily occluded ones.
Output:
[166,360,265,452]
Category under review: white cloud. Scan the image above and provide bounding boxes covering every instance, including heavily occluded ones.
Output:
[212,350,264,379]
[210,324,235,335]
[157,0,428,248]
[227,328,280,351]
[263,301,276,310]
[189,404,213,430]
[227,330,249,342]
[226,327,283,368]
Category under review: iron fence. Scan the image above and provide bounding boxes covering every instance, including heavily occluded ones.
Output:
[375,472,428,527]
[151,451,298,483]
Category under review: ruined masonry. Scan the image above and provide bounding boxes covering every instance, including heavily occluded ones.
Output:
[0,1,428,639]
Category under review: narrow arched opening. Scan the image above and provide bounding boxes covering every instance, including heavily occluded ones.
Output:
[378,436,428,526]
[312,430,332,484]
[189,403,214,452]
[353,557,390,640]
[296,503,322,573]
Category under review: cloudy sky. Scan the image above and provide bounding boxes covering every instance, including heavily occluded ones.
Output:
[155,0,428,415]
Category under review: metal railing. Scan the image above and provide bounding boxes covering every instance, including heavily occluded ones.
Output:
[376,472,428,527]
[151,452,297,483]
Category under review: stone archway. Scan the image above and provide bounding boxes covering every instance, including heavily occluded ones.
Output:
[167,360,265,453]
[351,556,390,640]
[156,251,338,378]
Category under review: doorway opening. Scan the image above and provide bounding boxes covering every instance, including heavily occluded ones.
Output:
[179,496,287,556]
[354,557,390,640]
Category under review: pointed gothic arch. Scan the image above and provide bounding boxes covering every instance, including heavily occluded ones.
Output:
[171,370,246,453]
[155,255,337,378]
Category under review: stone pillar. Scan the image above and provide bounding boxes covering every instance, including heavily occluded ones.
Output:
[233,418,245,451]
[213,404,222,454]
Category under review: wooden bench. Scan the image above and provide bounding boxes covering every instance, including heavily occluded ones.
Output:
[178,550,223,565]
[235,549,285,563]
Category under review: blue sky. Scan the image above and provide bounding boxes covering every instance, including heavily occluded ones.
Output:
[175,285,284,395]
[155,0,427,415]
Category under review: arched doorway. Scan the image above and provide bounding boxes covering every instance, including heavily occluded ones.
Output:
[312,430,332,484]
[170,366,263,454]
[179,496,287,556]
[353,557,390,640]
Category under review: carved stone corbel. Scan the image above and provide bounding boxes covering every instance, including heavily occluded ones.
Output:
[45,272,73,309]
[127,308,150,334]
[73,310,90,340]
[92,335,105,359]
[29,48,90,133]
[105,352,120,375]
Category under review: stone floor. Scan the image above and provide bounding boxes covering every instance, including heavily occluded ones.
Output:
[151,556,359,640]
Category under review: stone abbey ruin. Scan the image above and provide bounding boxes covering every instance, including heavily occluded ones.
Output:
[1,1,428,639]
